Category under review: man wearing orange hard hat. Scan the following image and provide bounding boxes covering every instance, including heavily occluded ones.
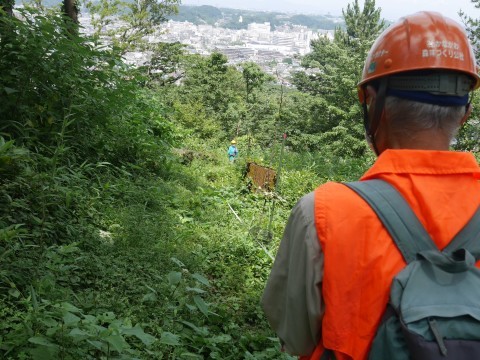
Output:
[262,11,480,360]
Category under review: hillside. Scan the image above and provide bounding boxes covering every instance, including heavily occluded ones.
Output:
[39,2,344,30]
[169,5,344,30]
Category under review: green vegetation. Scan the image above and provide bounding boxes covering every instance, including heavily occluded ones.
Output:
[85,0,179,54]
[1,0,480,358]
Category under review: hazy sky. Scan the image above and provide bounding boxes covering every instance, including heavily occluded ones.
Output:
[181,0,479,23]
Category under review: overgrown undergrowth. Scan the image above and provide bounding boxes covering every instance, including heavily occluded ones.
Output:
[1,130,371,359]
[0,7,373,359]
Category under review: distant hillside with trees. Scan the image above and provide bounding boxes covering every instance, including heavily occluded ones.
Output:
[169,5,344,30]
[36,2,344,30]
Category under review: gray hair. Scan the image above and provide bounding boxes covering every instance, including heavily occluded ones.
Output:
[385,96,466,141]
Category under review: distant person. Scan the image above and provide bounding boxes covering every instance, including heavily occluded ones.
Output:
[228,140,238,163]
[262,11,480,360]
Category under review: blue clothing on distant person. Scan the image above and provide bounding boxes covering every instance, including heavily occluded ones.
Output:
[228,144,238,162]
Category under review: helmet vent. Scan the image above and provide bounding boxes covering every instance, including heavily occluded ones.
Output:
[388,73,473,96]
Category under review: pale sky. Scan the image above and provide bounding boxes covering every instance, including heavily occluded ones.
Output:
[181,0,480,23]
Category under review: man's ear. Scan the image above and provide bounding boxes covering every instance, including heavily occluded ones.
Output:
[461,103,473,126]
[365,85,377,106]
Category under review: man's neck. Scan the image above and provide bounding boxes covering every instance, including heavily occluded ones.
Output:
[382,129,452,153]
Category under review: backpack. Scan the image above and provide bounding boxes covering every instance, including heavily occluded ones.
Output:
[344,179,480,360]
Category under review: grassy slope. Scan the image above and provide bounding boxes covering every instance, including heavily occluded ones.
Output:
[75,145,301,358]
[1,136,372,359]
[83,142,371,358]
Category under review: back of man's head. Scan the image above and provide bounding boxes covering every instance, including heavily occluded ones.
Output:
[357,11,480,150]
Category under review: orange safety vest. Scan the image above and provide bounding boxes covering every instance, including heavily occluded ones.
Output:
[306,150,480,360]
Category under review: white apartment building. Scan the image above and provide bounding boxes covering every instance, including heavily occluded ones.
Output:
[247,22,271,33]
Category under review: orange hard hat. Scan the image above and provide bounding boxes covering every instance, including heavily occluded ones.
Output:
[358,11,480,103]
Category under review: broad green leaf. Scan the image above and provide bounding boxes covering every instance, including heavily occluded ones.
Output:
[210,334,232,343]
[63,312,81,326]
[30,346,59,360]
[167,271,182,286]
[109,319,123,330]
[32,216,43,224]
[83,314,97,324]
[57,244,80,254]
[59,302,81,313]
[105,334,128,352]
[193,296,209,317]
[28,336,58,347]
[145,284,156,293]
[180,320,209,336]
[4,87,18,94]
[8,288,20,298]
[46,327,58,337]
[180,353,203,359]
[142,292,157,302]
[40,317,57,327]
[191,273,210,287]
[209,351,222,359]
[186,304,196,311]
[122,325,156,346]
[69,328,89,340]
[94,324,109,335]
[30,286,38,311]
[87,340,103,350]
[186,286,206,294]
[99,312,115,321]
[171,257,185,267]
[160,331,181,346]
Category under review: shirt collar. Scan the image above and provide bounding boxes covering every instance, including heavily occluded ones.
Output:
[361,149,480,180]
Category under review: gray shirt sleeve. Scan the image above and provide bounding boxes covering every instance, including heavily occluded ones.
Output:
[261,192,324,355]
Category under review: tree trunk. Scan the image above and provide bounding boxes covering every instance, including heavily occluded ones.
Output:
[0,0,14,16]
[63,0,78,30]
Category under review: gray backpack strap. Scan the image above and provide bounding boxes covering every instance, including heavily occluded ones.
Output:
[443,205,480,260]
[344,179,437,264]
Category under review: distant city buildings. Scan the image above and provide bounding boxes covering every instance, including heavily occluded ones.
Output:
[79,13,336,83]
[156,20,334,81]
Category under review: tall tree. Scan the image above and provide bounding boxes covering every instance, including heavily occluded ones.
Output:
[0,0,14,16]
[63,0,78,23]
[242,62,272,104]
[240,62,275,139]
[296,0,385,101]
[62,0,79,33]
[460,0,480,59]
[86,0,179,54]
[340,0,385,57]
[291,0,385,156]
[456,1,480,151]
[143,41,186,87]
[0,0,15,57]
[172,52,246,139]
